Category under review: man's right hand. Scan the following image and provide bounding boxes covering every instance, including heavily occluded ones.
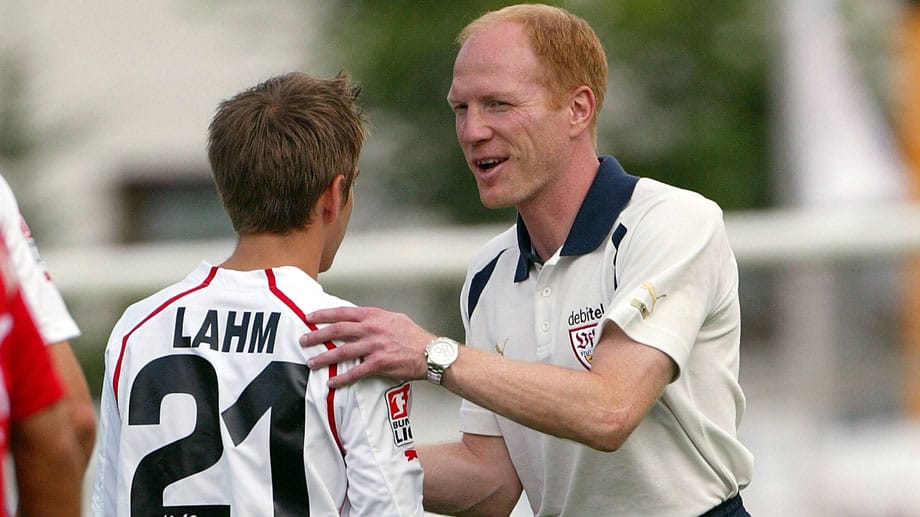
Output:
[299,306,436,388]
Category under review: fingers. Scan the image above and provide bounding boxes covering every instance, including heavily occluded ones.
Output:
[299,321,355,348]
[304,340,360,369]
[305,340,404,389]
[306,306,370,325]
[326,360,373,389]
[321,342,427,389]
[298,305,432,388]
[304,339,375,388]
[300,306,377,346]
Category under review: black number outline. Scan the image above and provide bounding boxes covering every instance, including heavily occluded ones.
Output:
[128,355,311,516]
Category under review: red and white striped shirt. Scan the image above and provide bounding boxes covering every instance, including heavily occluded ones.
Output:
[0,235,64,512]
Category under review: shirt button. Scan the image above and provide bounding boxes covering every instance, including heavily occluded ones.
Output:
[541,321,550,332]
[541,287,552,297]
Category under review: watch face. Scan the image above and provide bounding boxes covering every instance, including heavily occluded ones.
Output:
[429,340,458,364]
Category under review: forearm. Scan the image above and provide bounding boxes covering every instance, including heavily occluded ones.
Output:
[13,405,82,516]
[443,348,626,450]
[419,438,521,516]
[297,307,671,449]
[48,341,97,469]
[441,331,674,452]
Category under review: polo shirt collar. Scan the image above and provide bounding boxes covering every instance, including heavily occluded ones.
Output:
[514,155,638,282]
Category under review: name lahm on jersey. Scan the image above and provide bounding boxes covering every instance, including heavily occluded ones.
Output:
[173,307,281,354]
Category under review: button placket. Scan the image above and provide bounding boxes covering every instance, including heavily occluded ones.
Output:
[534,269,554,359]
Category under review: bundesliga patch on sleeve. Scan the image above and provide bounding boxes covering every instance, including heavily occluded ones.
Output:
[386,383,414,447]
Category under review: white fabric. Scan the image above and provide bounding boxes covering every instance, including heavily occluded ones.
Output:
[0,174,80,345]
[459,174,753,516]
[92,262,423,516]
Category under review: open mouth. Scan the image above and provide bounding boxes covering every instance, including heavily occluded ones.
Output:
[475,157,507,171]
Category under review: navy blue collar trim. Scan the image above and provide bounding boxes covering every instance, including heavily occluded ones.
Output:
[514,156,639,282]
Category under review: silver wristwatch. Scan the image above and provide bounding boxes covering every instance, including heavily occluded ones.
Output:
[425,337,460,385]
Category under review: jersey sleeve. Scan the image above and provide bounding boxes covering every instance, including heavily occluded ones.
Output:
[458,399,502,436]
[606,192,737,377]
[1,277,64,421]
[336,377,423,516]
[0,175,80,344]
[457,244,505,437]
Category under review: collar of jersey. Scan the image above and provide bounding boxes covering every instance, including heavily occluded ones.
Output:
[514,155,639,282]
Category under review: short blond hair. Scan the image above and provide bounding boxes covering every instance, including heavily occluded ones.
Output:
[458,4,607,133]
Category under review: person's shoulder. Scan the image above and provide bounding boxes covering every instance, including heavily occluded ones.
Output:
[0,174,19,225]
[618,179,729,252]
[269,265,357,312]
[116,282,193,323]
[113,267,215,327]
[629,178,724,221]
[310,290,357,312]
[467,223,516,271]
[0,174,14,200]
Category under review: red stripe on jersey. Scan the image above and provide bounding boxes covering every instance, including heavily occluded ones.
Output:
[263,269,346,458]
[112,266,219,407]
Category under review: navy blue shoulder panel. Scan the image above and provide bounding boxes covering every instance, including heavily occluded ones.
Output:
[611,223,627,248]
[611,223,628,290]
[467,249,507,319]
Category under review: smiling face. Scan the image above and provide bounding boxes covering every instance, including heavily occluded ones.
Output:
[447,21,573,210]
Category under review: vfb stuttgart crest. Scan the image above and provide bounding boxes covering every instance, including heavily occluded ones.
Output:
[568,323,597,370]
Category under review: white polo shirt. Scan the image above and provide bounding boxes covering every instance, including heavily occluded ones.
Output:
[458,156,753,516]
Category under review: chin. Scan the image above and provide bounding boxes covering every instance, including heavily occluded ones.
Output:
[479,193,516,210]
[476,187,512,209]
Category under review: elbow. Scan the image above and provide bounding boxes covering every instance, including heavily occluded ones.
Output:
[585,431,627,454]
[582,407,635,453]
[70,401,98,464]
[57,392,97,470]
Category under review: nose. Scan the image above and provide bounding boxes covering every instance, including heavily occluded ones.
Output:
[457,107,492,145]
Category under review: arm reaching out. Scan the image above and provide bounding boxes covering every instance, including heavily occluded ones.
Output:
[301,306,676,451]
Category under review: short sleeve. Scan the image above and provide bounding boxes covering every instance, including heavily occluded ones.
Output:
[0,175,80,344]
[1,286,64,421]
[458,398,503,436]
[606,194,735,377]
[338,377,424,516]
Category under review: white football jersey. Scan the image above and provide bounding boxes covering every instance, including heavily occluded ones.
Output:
[92,262,423,516]
[0,173,80,345]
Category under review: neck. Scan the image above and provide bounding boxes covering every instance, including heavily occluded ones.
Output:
[220,231,322,279]
[518,151,599,261]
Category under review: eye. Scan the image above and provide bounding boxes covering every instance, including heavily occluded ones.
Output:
[450,103,468,115]
[486,99,510,110]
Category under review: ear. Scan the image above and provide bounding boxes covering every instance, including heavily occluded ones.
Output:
[568,86,597,138]
[320,174,348,224]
